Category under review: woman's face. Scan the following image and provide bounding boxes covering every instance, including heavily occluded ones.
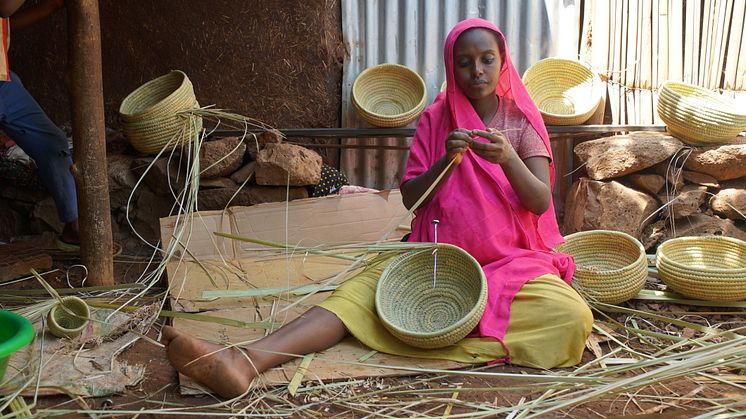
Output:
[452,28,503,101]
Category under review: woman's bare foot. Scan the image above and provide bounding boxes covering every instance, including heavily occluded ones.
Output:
[162,326,255,398]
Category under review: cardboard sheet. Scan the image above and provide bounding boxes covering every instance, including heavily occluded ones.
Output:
[160,190,411,260]
[173,304,466,395]
[163,190,411,312]
[167,254,360,312]
[160,191,471,393]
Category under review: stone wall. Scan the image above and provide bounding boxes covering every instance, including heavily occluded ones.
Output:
[0,133,325,254]
[563,132,746,251]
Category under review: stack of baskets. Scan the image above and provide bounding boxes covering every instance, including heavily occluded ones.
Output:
[556,230,648,304]
[656,81,746,146]
[375,244,487,349]
[523,57,604,125]
[656,236,746,301]
[352,63,427,128]
[119,70,203,155]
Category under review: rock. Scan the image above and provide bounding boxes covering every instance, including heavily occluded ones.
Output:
[196,187,252,211]
[196,184,309,210]
[109,188,137,212]
[574,132,683,180]
[684,144,746,180]
[32,196,63,233]
[199,137,247,179]
[641,214,746,250]
[108,154,138,209]
[230,162,256,184]
[255,143,322,186]
[0,185,48,203]
[710,179,746,221]
[199,178,237,189]
[108,154,137,189]
[653,160,685,190]
[130,157,153,178]
[246,185,309,205]
[105,129,132,155]
[247,129,283,160]
[626,174,665,195]
[659,185,707,219]
[0,200,28,240]
[131,157,186,197]
[131,187,176,244]
[682,170,720,188]
[563,178,659,238]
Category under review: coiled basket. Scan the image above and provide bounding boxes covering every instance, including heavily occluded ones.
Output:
[120,70,203,155]
[352,63,427,128]
[656,81,746,146]
[656,236,746,301]
[556,230,648,304]
[375,244,487,349]
[47,296,90,339]
[523,57,604,125]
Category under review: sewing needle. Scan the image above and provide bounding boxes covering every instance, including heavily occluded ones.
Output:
[432,219,439,287]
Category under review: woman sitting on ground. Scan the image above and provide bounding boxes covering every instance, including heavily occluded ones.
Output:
[162,18,593,399]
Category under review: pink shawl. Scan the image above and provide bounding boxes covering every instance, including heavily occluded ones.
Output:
[401,18,575,347]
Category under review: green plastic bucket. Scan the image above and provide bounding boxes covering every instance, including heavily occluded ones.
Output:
[0,310,35,381]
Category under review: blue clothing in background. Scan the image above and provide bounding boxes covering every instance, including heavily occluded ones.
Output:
[0,71,77,223]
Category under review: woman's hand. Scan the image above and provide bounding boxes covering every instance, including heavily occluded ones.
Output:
[445,128,472,165]
[470,128,517,165]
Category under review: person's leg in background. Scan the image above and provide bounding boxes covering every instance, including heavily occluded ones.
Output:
[0,71,79,243]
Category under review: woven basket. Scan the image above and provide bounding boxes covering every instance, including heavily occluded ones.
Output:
[375,244,487,349]
[556,230,648,304]
[47,296,90,339]
[657,81,746,146]
[119,70,203,155]
[522,58,604,125]
[656,236,746,301]
[47,297,91,338]
[352,63,427,128]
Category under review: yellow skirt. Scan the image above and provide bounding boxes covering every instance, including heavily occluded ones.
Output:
[318,258,593,369]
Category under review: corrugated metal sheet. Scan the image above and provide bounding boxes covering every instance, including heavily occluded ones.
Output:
[340,0,582,189]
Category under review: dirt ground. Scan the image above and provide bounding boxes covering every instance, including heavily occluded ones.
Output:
[3,242,744,418]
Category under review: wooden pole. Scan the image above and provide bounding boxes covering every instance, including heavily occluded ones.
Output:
[67,0,113,285]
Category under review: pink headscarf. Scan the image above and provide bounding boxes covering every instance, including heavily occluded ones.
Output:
[442,18,563,247]
[401,18,574,346]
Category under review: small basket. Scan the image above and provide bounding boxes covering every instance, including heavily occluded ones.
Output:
[522,58,604,125]
[119,70,203,155]
[47,296,90,339]
[556,230,648,304]
[657,81,746,146]
[375,244,487,349]
[0,310,35,381]
[656,236,746,301]
[352,63,427,128]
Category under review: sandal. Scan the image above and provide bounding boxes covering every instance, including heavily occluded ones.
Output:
[55,238,123,257]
